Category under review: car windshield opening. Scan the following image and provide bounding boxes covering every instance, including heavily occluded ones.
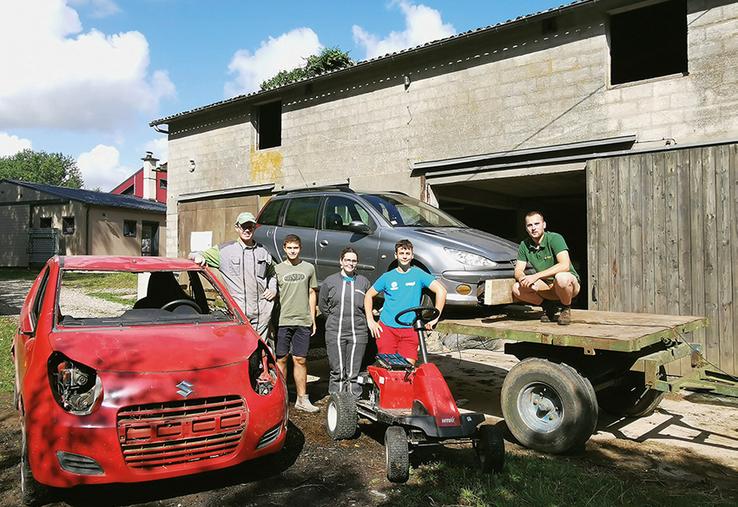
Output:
[362,193,464,227]
[57,269,236,327]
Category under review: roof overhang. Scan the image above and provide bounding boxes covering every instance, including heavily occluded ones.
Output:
[178,183,275,203]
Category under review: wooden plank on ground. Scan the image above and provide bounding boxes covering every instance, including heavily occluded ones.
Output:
[702,147,720,367]
[716,145,734,375]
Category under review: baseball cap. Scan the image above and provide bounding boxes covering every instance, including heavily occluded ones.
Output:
[235,211,257,225]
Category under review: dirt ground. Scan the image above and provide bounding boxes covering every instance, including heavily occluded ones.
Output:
[0,348,736,507]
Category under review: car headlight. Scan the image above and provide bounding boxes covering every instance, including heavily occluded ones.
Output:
[248,341,280,396]
[443,248,498,267]
[47,352,103,416]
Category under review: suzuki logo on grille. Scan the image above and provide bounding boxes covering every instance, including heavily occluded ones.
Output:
[176,380,194,398]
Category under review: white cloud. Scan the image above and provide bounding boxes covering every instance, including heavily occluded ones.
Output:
[353,1,455,60]
[144,137,168,162]
[225,27,323,96]
[0,0,175,130]
[77,144,132,191]
[68,0,120,18]
[0,132,33,157]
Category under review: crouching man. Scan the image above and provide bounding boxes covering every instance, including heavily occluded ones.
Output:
[512,211,580,325]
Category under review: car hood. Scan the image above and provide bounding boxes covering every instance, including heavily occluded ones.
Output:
[50,323,257,373]
[408,227,518,261]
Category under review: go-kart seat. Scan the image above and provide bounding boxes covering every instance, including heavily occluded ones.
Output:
[133,272,191,310]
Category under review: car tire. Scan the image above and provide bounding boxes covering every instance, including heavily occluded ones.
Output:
[385,426,410,483]
[325,392,357,440]
[20,426,51,507]
[501,358,598,454]
[476,424,505,474]
[597,367,667,417]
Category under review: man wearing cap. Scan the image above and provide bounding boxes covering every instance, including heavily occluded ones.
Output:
[192,212,277,340]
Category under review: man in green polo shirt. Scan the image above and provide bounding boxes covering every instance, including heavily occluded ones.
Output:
[512,210,580,325]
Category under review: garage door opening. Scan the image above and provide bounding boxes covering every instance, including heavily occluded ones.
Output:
[431,168,588,309]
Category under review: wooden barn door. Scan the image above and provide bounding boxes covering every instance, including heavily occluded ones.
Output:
[586,144,738,375]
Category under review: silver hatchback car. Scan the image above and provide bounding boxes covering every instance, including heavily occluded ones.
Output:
[254,187,519,306]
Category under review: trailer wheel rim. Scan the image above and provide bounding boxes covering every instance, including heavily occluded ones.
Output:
[517,382,564,432]
[327,401,338,431]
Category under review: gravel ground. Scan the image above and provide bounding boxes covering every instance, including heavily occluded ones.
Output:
[0,279,32,316]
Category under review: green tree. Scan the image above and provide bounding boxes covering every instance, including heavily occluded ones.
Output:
[260,47,354,90]
[0,149,83,188]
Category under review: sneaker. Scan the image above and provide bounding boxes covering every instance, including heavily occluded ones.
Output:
[294,395,320,413]
[558,306,571,326]
[540,301,558,323]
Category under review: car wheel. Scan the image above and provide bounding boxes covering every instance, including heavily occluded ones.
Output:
[597,367,667,417]
[20,426,51,507]
[501,358,598,454]
[475,424,505,474]
[385,426,409,483]
[325,392,357,440]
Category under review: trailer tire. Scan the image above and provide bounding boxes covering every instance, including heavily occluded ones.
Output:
[385,426,410,483]
[476,424,505,474]
[597,367,666,417]
[325,392,357,440]
[501,358,598,454]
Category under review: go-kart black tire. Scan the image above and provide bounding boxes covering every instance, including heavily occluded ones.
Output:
[384,426,409,483]
[20,427,52,507]
[501,358,598,454]
[476,424,505,474]
[597,367,666,417]
[325,392,357,440]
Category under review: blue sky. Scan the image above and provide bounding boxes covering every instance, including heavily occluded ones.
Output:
[0,0,566,190]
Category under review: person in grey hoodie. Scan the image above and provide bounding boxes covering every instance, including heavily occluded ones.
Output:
[319,247,371,396]
[192,212,277,341]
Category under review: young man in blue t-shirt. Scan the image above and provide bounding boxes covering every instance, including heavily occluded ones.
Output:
[364,239,447,364]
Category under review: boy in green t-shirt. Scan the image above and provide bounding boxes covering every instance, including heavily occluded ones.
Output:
[274,234,319,412]
[512,211,580,325]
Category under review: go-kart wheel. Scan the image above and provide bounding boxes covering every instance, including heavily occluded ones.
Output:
[20,425,52,507]
[476,424,505,474]
[384,426,409,483]
[325,392,357,440]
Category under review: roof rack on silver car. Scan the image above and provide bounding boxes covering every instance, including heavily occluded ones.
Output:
[275,179,354,195]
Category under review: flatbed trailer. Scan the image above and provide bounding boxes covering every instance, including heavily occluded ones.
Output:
[437,308,736,453]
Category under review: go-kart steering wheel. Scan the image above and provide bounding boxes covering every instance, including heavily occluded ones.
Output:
[394,305,440,327]
[161,299,203,313]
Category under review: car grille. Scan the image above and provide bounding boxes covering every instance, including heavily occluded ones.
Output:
[117,395,247,469]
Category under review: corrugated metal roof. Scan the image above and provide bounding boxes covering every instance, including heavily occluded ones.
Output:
[150,0,595,126]
[2,179,166,213]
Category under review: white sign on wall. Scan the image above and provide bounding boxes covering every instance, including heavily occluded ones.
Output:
[190,231,213,253]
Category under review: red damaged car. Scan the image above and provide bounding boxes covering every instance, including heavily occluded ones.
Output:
[12,256,287,505]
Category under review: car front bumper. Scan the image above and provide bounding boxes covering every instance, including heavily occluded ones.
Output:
[24,361,287,488]
[439,269,516,306]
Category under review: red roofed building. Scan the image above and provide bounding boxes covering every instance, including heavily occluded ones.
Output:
[111,152,167,204]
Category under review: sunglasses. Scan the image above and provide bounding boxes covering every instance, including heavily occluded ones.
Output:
[237,223,256,231]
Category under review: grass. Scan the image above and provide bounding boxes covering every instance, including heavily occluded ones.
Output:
[384,452,735,507]
[0,317,17,393]
[62,272,138,291]
[0,268,40,282]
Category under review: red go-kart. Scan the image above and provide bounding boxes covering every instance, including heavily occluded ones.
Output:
[325,306,505,483]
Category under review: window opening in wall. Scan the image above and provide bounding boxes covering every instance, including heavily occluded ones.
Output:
[39,217,52,228]
[121,185,134,195]
[258,100,282,149]
[609,0,687,85]
[124,220,137,237]
[62,217,75,235]
[159,179,167,189]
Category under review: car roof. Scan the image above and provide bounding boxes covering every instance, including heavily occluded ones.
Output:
[59,256,202,271]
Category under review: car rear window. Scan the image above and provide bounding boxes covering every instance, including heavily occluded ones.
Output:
[56,269,237,327]
[258,199,284,225]
[283,196,321,228]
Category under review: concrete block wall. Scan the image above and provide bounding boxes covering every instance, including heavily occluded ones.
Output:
[164,0,738,257]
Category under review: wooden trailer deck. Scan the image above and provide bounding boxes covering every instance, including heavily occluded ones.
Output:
[437,309,707,353]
